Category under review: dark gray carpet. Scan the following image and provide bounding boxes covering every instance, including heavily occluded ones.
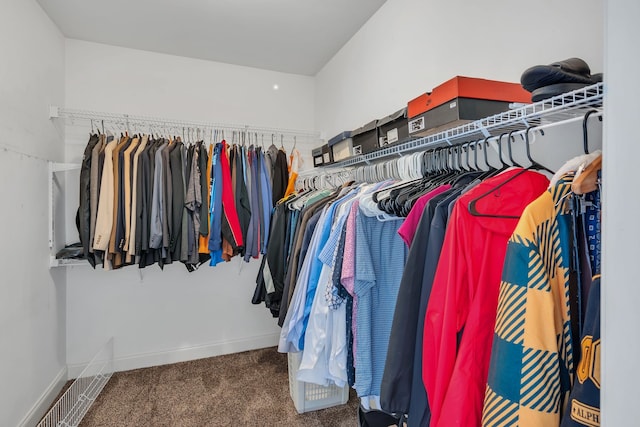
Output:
[79,347,360,426]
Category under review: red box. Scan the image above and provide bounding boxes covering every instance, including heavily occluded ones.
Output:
[407,76,530,136]
[408,76,530,118]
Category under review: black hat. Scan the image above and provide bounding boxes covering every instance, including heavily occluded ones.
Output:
[521,58,600,92]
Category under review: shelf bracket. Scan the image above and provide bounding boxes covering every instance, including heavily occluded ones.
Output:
[49,105,60,119]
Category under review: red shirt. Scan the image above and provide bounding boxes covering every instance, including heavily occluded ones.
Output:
[397,184,451,247]
[422,169,549,427]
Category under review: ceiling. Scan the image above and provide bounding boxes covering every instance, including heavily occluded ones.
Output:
[37,0,387,76]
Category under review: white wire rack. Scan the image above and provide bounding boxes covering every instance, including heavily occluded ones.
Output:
[327,82,604,168]
[49,106,322,145]
[37,338,114,427]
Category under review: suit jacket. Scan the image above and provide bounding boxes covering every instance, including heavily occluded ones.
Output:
[78,134,99,267]
[122,136,140,261]
[89,134,105,252]
[108,136,129,267]
[126,135,148,263]
[93,136,118,252]
[169,141,185,259]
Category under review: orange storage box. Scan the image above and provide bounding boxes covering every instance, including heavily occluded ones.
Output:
[407,76,530,136]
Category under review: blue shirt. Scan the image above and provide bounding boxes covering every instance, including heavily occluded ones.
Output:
[354,212,407,397]
[208,144,224,266]
[297,199,341,349]
[259,150,272,254]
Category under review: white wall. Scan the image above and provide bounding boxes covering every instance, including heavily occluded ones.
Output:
[65,40,315,130]
[63,40,316,373]
[0,1,67,426]
[601,1,639,425]
[315,0,604,138]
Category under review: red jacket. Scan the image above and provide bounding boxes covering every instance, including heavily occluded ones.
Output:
[219,140,244,252]
[423,169,549,427]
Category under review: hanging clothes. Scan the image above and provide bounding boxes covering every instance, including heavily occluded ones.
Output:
[423,169,549,427]
[352,204,407,398]
[111,135,133,268]
[79,130,289,272]
[167,140,184,261]
[272,147,289,205]
[259,148,274,254]
[284,147,303,198]
[245,145,261,260]
[219,140,244,255]
[126,134,148,263]
[483,172,601,427]
[89,134,106,258]
[561,276,600,427]
[93,135,118,254]
[234,145,252,257]
[150,139,168,250]
[381,172,482,423]
[208,142,224,266]
[77,133,100,267]
[297,190,358,387]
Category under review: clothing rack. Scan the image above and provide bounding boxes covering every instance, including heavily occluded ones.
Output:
[324,82,604,168]
[48,107,320,267]
[49,106,322,145]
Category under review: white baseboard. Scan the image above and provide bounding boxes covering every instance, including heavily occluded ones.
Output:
[67,333,280,379]
[18,366,68,427]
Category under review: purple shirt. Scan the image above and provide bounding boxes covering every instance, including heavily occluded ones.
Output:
[341,200,360,360]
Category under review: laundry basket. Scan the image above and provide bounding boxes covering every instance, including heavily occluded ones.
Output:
[287,351,349,414]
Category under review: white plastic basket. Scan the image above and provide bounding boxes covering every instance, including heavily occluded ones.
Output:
[287,351,349,414]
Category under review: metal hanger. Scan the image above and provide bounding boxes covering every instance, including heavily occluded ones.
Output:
[582,109,602,154]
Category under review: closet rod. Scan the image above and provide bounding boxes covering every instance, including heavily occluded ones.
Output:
[49,106,322,140]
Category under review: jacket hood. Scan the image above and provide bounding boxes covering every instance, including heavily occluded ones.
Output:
[459,168,550,235]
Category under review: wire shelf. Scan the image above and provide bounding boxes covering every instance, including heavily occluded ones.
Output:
[326,82,604,168]
[37,338,114,427]
[50,256,91,268]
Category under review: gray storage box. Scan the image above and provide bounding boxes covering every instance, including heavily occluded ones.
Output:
[312,144,333,167]
[352,120,378,155]
[377,108,409,148]
[328,131,354,161]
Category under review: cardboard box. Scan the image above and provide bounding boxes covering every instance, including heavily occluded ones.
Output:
[352,120,378,155]
[407,76,530,137]
[328,131,354,162]
[377,108,409,148]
